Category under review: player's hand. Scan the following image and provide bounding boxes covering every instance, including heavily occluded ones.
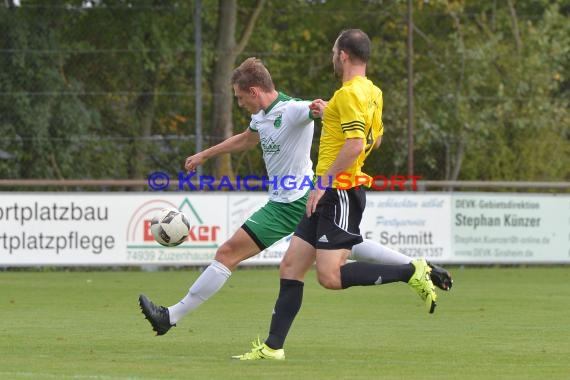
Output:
[306,188,325,217]
[185,153,205,173]
[309,99,327,119]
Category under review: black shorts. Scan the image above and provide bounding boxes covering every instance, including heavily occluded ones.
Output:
[293,187,365,250]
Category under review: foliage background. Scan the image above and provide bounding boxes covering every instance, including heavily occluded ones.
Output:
[0,0,568,183]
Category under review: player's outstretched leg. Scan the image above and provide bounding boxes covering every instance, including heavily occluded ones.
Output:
[351,240,453,291]
[428,262,453,291]
[139,294,175,336]
[408,259,437,314]
[232,337,285,361]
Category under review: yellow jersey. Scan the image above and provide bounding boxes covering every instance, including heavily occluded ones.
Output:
[316,76,383,188]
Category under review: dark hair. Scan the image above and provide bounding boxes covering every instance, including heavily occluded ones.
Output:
[336,29,371,63]
[231,57,275,92]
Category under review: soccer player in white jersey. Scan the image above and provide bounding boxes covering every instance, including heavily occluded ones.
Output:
[138,57,451,336]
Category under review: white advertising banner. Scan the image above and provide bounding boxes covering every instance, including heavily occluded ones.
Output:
[0,194,230,266]
[360,194,452,263]
[0,192,568,266]
[451,193,569,263]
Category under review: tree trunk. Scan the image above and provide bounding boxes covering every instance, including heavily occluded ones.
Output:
[210,0,266,179]
[129,66,156,190]
[506,0,522,55]
[211,0,238,179]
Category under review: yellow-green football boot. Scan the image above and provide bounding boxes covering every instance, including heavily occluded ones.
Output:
[232,337,285,360]
[408,258,437,313]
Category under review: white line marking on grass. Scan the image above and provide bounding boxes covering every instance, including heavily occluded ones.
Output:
[0,372,142,380]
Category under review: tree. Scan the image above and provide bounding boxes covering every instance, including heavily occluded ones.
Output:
[0,4,98,180]
[62,0,196,180]
[208,0,265,179]
[410,0,569,181]
[1,0,567,184]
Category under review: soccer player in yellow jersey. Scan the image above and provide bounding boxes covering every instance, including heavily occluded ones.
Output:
[311,64,384,192]
[235,29,439,361]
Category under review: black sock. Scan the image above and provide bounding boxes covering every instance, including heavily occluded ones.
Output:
[265,279,304,350]
[340,262,414,289]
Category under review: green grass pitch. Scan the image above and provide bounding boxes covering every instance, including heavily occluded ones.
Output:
[1,266,569,379]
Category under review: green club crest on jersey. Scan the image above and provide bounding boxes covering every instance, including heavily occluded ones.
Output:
[273,114,282,129]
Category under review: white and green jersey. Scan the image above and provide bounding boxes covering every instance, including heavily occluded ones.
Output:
[249,92,314,203]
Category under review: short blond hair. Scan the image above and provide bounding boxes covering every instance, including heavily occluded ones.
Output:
[231,57,275,92]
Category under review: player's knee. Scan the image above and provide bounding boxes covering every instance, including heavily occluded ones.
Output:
[214,243,231,259]
[279,258,299,280]
[317,273,342,290]
[279,252,296,269]
[214,244,237,269]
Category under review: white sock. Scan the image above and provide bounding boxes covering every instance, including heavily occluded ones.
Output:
[167,260,231,324]
[349,239,412,265]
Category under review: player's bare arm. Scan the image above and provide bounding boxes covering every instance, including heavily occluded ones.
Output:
[373,136,382,149]
[185,129,260,173]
